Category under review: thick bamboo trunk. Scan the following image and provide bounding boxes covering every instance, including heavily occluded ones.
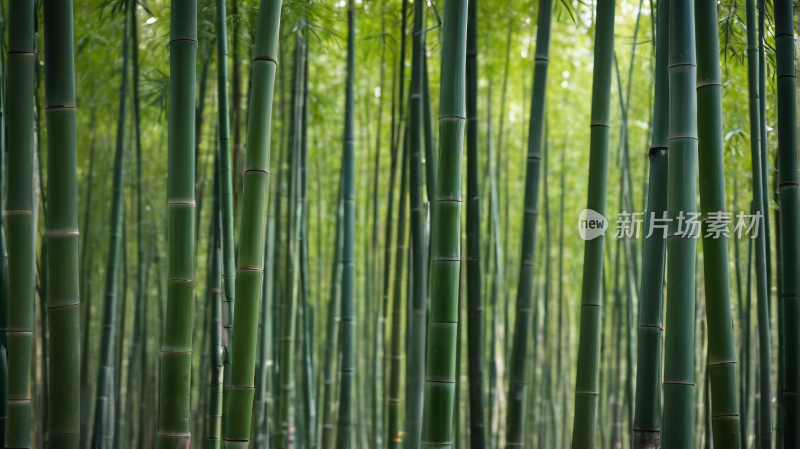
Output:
[223,0,282,446]
[420,0,468,445]
[775,0,800,442]
[42,2,81,447]
[391,135,408,449]
[5,1,36,446]
[694,0,743,445]
[661,0,699,444]
[157,1,197,447]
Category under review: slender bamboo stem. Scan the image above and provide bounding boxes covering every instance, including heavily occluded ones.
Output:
[157,1,197,447]
[389,140,408,449]
[421,0,467,444]
[570,0,616,443]
[744,0,771,445]
[335,0,356,443]
[224,0,283,446]
[661,0,699,443]
[694,0,742,445]
[505,0,551,441]
[464,0,484,444]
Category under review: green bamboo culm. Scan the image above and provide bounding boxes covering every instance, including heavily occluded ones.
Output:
[220,2,237,317]
[406,0,429,446]
[775,0,800,442]
[335,0,356,445]
[157,1,197,447]
[208,194,223,449]
[224,0,283,445]
[661,0,699,443]
[276,28,306,449]
[0,345,7,445]
[93,2,130,445]
[464,0,484,445]
[744,0,772,443]
[505,0,551,442]
[420,0,468,445]
[321,176,342,449]
[570,0,615,444]
[213,0,232,441]
[5,0,36,446]
[694,0,742,445]
[42,1,82,447]
[389,142,408,449]
[631,0,668,445]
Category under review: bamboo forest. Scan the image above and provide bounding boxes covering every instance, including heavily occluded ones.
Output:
[0,0,799,447]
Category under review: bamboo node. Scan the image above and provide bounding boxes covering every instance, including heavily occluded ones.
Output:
[666,135,699,141]
[169,38,199,44]
[46,302,81,309]
[161,350,192,354]
[639,324,663,330]
[244,168,269,174]
[707,360,736,366]
[667,62,697,68]
[44,105,77,110]
[662,381,696,386]
[696,82,722,89]
[237,267,264,272]
[253,55,279,65]
[228,385,255,390]
[712,413,741,417]
[590,123,610,128]
[46,231,80,236]
[224,439,250,443]
[581,303,600,307]
[7,51,35,55]
[168,201,196,206]
[575,390,598,395]
[439,114,466,120]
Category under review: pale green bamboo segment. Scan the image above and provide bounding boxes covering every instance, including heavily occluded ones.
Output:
[158,1,197,448]
[5,1,36,447]
[42,1,81,448]
[505,0,551,443]
[661,0,699,444]
[224,0,282,446]
[694,0,741,446]
[774,0,800,443]
[219,0,236,312]
[421,0,468,446]
[570,0,615,445]
[744,0,771,445]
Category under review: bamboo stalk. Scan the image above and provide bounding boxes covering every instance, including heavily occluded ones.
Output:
[42,1,81,447]
[420,0,468,444]
[661,0,699,442]
[336,0,357,443]
[389,138,408,449]
[464,0,484,444]
[224,0,283,445]
[632,0,668,443]
[157,1,198,447]
[570,0,616,442]
[505,0,551,440]
[744,0,771,444]
[694,0,742,445]
[5,1,36,445]
[775,0,800,441]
